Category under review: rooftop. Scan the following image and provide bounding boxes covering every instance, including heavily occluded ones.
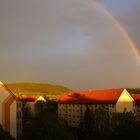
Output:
[59,89,124,104]
[18,95,39,102]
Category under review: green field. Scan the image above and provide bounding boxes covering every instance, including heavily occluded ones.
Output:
[6,83,73,100]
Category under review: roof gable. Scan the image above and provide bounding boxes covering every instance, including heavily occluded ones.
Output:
[0,81,16,99]
[117,89,134,102]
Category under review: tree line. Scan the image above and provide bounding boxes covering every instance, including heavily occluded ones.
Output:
[22,100,140,140]
[79,106,140,140]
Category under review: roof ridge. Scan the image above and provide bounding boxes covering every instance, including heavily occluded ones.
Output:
[59,88,124,104]
[0,81,17,99]
[76,88,124,93]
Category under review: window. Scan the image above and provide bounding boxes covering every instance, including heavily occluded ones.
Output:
[17,102,22,108]
[17,112,22,119]
[17,112,19,118]
[111,104,115,108]
[17,123,22,130]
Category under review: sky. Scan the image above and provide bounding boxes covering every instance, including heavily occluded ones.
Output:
[0,0,140,90]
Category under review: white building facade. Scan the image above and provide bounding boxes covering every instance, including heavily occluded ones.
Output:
[0,82,22,140]
[58,89,136,128]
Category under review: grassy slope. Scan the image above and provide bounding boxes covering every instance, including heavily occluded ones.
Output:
[6,83,73,99]
[6,83,140,100]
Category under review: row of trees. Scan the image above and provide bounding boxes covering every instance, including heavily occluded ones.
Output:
[22,99,77,140]
[22,100,140,140]
[79,106,140,140]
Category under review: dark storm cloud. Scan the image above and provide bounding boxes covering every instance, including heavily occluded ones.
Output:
[0,0,140,90]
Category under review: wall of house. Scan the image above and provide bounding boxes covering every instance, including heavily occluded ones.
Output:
[0,83,11,125]
[87,104,116,112]
[0,82,18,140]
[10,101,17,139]
[134,105,140,121]
[58,104,86,127]
[58,103,117,128]
[58,89,140,128]
[58,104,67,123]
[16,101,22,140]
[116,89,134,112]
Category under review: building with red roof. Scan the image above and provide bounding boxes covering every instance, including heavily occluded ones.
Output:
[131,94,140,104]
[130,93,140,120]
[18,95,46,116]
[58,88,135,127]
[58,89,124,104]
[18,95,39,102]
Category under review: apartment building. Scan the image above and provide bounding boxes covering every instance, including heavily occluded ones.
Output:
[58,89,135,127]
[131,94,140,120]
[0,81,22,140]
[18,95,46,116]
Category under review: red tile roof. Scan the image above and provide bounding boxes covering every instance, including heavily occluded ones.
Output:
[58,89,124,104]
[18,95,39,102]
[131,94,140,104]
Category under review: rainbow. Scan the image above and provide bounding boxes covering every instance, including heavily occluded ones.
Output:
[95,0,140,63]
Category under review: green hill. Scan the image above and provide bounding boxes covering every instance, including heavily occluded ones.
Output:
[6,83,73,100]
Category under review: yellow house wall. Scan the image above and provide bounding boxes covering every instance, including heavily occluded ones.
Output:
[116,89,134,112]
[58,103,116,128]
[58,104,67,122]
[58,104,86,127]
[58,89,136,128]
[10,101,17,139]
[0,82,17,139]
[0,83,11,125]
[17,101,22,140]
[67,104,86,127]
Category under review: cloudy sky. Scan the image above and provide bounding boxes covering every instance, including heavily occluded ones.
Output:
[0,0,140,90]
